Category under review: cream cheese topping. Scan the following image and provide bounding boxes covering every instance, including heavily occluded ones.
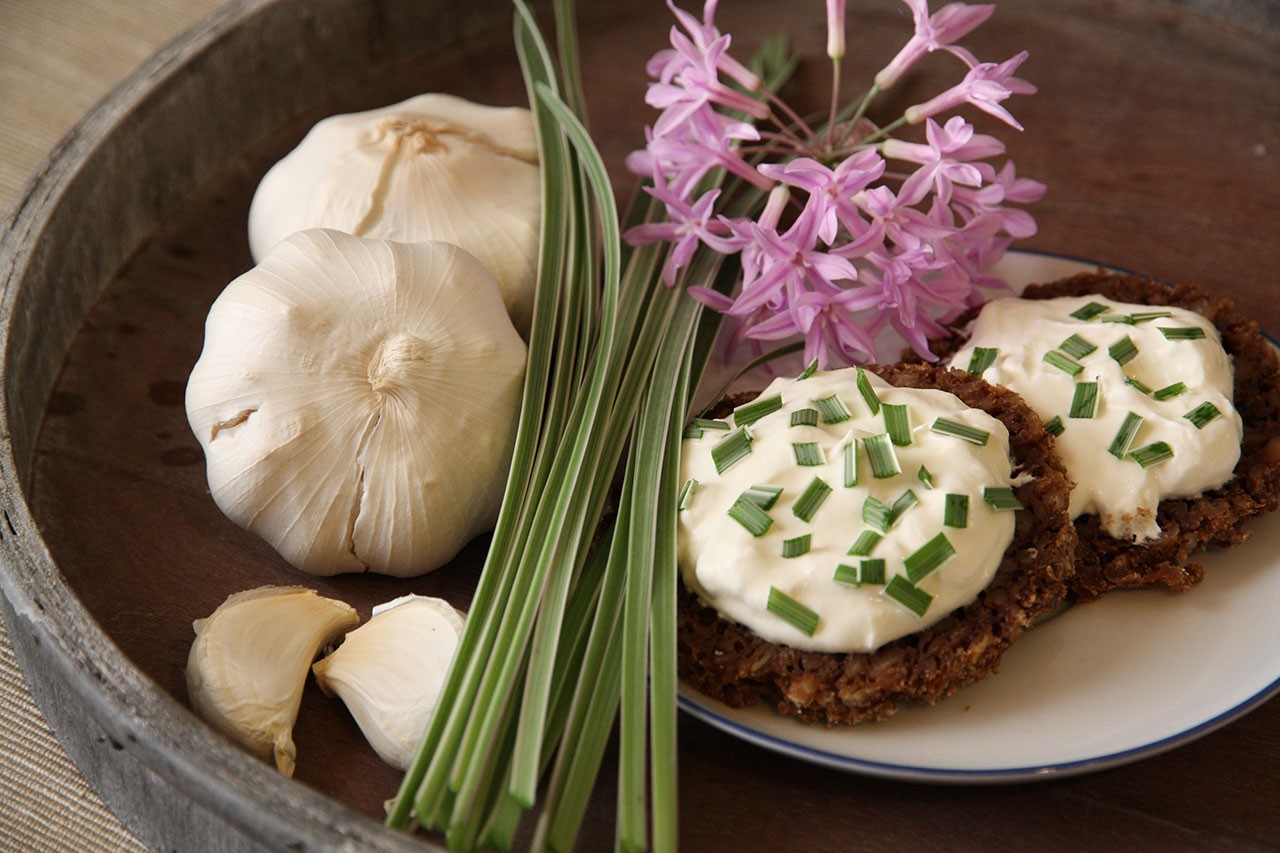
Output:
[950,294,1242,541]
[678,368,1018,653]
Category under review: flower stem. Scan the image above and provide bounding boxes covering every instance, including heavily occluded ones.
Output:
[826,57,842,149]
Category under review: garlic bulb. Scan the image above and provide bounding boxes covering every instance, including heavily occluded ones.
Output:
[185,229,527,577]
[247,93,540,335]
[186,586,358,777]
[312,595,464,769]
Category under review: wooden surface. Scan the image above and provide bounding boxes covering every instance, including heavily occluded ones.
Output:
[7,0,1280,849]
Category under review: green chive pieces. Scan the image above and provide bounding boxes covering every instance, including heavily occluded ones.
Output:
[1070,381,1099,419]
[733,394,783,426]
[1129,310,1171,323]
[842,441,859,488]
[1124,375,1154,395]
[1184,401,1222,430]
[813,394,852,424]
[1043,415,1065,437]
[727,494,773,536]
[1159,326,1207,341]
[742,484,783,510]
[833,564,861,587]
[863,433,901,479]
[693,417,729,432]
[856,368,881,414]
[792,477,833,523]
[1129,441,1175,468]
[883,403,912,446]
[847,530,882,556]
[1060,334,1097,359]
[1071,301,1111,321]
[678,478,698,511]
[790,408,819,428]
[930,417,991,446]
[1043,350,1084,376]
[983,486,1024,511]
[1100,314,1136,325]
[890,489,920,526]
[781,534,812,559]
[862,496,893,533]
[1109,335,1139,366]
[792,441,824,467]
[859,559,886,585]
[1154,382,1188,401]
[1108,411,1144,459]
[917,465,935,490]
[967,347,1000,376]
[944,493,970,528]
[712,428,753,473]
[884,576,933,617]
[904,532,956,583]
[798,358,819,380]
[767,587,819,636]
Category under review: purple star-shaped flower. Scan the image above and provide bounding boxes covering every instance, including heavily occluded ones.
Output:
[881,116,1004,205]
[875,0,996,90]
[904,51,1037,130]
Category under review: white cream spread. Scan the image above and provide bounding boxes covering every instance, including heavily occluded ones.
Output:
[678,368,1018,653]
[950,294,1242,541]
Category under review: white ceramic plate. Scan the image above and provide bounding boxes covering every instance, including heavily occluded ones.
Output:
[677,251,1280,783]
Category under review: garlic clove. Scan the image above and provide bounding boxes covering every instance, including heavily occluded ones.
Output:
[185,586,358,776]
[312,595,464,769]
[247,93,540,335]
[185,229,527,576]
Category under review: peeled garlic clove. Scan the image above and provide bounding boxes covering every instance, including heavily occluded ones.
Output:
[247,93,540,335]
[186,586,358,776]
[185,229,527,577]
[312,595,464,769]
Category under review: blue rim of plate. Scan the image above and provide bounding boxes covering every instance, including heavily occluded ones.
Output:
[676,248,1280,784]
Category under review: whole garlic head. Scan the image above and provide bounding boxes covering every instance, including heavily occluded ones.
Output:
[186,586,358,777]
[185,229,527,577]
[247,93,540,335]
[312,595,464,770]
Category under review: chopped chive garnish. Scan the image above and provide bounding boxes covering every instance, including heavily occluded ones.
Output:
[812,393,852,424]
[842,441,858,488]
[1071,301,1111,320]
[847,530,882,556]
[883,403,912,446]
[678,478,698,511]
[1159,326,1207,340]
[767,587,819,636]
[917,465,934,490]
[792,477,833,523]
[742,484,783,510]
[711,428,753,473]
[733,394,783,426]
[1124,375,1153,395]
[1042,350,1084,376]
[1154,382,1187,401]
[798,358,819,380]
[727,495,773,536]
[682,423,703,439]
[863,433,901,479]
[930,417,991,445]
[856,368,881,414]
[781,534,811,558]
[862,496,893,533]
[790,408,819,428]
[944,493,969,528]
[1129,441,1175,468]
[1060,334,1098,359]
[693,417,729,432]
[983,486,1024,511]
[1107,411,1144,459]
[1109,335,1139,366]
[1100,314,1136,324]
[1130,310,1172,323]
[1069,381,1099,419]
[904,532,956,582]
[859,559,886,585]
[884,576,933,617]
[1184,401,1223,429]
[1043,415,1065,437]
[833,564,861,587]
[967,347,1000,376]
[890,489,920,526]
[792,441,824,467]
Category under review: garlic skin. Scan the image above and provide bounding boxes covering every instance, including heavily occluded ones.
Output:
[185,229,527,577]
[312,595,464,770]
[186,586,359,777]
[247,93,540,335]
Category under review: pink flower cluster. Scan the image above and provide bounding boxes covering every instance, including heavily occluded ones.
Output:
[625,0,1045,366]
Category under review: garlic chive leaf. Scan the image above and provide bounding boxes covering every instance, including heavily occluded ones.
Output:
[863,433,901,478]
[930,417,991,445]
[833,564,861,586]
[917,465,935,490]
[1071,301,1111,321]
[682,423,703,439]
[798,358,819,380]
[847,530,882,556]
[983,486,1024,511]
[792,441,824,467]
[792,477,833,522]
[862,496,893,533]
[1128,441,1175,468]
[883,403,912,446]
[842,441,859,488]
[1043,350,1084,376]
[859,559,886,585]
[904,532,956,582]
[1069,381,1099,419]
[1154,382,1188,401]
[678,478,698,511]
[967,347,1000,376]
[767,587,819,636]
[813,394,852,424]
[1109,335,1139,366]
[944,493,969,528]
[742,484,783,510]
[889,489,920,526]
[1107,411,1144,459]
[1124,375,1153,395]
[693,417,730,432]
[781,534,812,559]
[1184,401,1222,429]
[856,368,881,414]
[1159,326,1207,341]
[1060,334,1098,359]
[712,428,753,473]
[790,408,819,428]
[727,495,773,536]
[1043,415,1065,437]
[884,576,933,617]
[733,394,783,426]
